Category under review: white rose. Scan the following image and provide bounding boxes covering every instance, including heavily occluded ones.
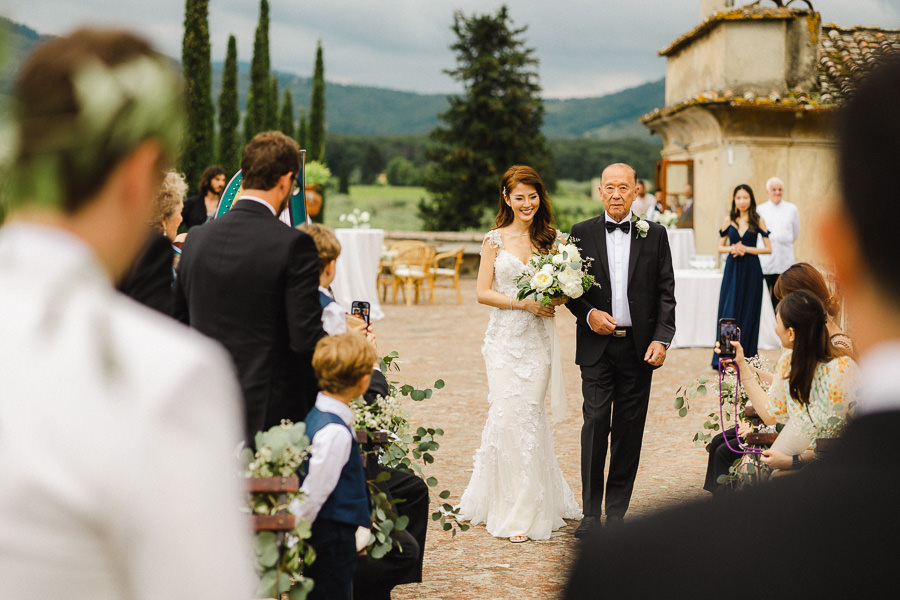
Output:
[562,244,581,262]
[530,270,553,292]
[636,220,650,233]
[540,263,554,275]
[562,281,584,299]
[552,252,566,265]
[557,266,582,287]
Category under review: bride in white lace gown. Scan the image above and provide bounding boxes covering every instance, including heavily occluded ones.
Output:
[457,166,582,541]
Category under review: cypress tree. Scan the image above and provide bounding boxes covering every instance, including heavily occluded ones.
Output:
[280,89,295,139]
[247,0,270,139]
[180,0,214,189]
[267,75,279,130]
[308,40,326,161]
[297,108,308,149]
[422,5,551,230]
[218,34,240,176]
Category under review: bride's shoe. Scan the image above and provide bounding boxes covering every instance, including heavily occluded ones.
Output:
[509,535,530,543]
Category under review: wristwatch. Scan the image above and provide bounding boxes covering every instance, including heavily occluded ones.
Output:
[792,454,802,469]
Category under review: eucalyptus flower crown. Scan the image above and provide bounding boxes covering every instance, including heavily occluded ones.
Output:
[5,54,183,211]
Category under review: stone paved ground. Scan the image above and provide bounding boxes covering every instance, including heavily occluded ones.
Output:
[375,278,780,599]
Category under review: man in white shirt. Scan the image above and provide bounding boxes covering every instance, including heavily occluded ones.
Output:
[0,29,252,599]
[631,179,658,221]
[565,51,900,600]
[756,176,800,308]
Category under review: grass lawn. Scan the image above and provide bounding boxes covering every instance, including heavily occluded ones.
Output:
[321,181,603,233]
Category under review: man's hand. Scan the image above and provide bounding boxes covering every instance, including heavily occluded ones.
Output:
[644,341,667,367]
[588,310,617,335]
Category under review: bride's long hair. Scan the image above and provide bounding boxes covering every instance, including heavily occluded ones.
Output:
[493,165,556,252]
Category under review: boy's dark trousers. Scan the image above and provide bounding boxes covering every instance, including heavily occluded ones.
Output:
[307,518,357,600]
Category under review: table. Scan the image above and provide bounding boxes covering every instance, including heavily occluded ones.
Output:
[670,269,779,350]
[332,228,385,321]
[666,228,696,270]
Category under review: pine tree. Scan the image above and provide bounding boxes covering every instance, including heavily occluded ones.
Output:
[421,5,551,231]
[280,89,295,139]
[308,40,326,161]
[217,34,240,176]
[297,108,308,149]
[247,0,270,139]
[180,0,214,189]
[267,75,279,130]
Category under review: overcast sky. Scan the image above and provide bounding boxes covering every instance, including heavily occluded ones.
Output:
[4,0,899,98]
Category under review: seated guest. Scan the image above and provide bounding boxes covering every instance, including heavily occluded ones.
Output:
[704,263,853,492]
[716,290,858,474]
[299,223,427,596]
[294,333,375,600]
[118,170,187,314]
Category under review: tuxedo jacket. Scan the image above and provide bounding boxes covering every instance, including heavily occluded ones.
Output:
[565,410,900,599]
[181,194,210,231]
[566,215,676,366]
[173,200,326,443]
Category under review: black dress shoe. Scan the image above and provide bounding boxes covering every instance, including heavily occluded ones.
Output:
[605,515,625,527]
[574,516,599,539]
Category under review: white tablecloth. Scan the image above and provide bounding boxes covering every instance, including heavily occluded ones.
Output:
[666,228,696,271]
[670,269,779,350]
[332,228,385,321]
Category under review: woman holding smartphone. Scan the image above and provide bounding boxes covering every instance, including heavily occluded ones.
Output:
[712,184,771,369]
[716,290,857,473]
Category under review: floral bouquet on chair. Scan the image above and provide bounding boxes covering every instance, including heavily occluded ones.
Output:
[514,237,596,306]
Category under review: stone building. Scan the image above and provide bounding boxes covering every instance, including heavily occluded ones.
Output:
[642,0,900,261]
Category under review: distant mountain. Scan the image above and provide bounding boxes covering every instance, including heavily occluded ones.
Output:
[4,17,663,141]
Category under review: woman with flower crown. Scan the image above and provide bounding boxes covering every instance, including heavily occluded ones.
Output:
[456,165,582,543]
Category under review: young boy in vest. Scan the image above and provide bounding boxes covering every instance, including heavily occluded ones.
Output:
[298,223,348,335]
[295,333,374,600]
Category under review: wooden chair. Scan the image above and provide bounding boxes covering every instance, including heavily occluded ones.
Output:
[390,242,435,305]
[246,476,300,532]
[377,256,394,302]
[428,246,464,304]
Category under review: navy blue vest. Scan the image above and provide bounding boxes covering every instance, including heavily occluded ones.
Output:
[319,290,335,309]
[301,407,370,528]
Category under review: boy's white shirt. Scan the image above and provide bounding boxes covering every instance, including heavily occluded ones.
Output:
[319,286,348,335]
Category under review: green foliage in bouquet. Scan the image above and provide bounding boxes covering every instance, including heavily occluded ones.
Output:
[242,421,316,600]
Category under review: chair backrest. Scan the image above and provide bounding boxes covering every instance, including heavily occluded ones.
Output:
[391,243,433,275]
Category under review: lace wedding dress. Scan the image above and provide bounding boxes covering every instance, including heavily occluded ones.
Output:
[457,230,582,539]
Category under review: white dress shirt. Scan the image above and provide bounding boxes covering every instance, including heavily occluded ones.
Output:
[293,392,355,524]
[857,341,900,416]
[320,286,348,336]
[0,224,253,600]
[239,194,277,216]
[604,212,633,327]
[757,199,800,274]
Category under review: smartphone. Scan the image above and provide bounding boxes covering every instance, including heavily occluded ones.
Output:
[718,318,739,359]
[351,300,371,327]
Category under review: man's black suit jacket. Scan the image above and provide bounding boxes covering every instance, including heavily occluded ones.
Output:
[566,216,676,366]
[181,194,209,231]
[565,410,900,599]
[173,200,326,443]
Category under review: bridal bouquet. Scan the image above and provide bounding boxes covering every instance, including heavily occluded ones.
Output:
[514,237,596,306]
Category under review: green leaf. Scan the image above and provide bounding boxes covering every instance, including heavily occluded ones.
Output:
[411,389,426,401]
[439,490,451,499]
[697,385,708,395]
[432,512,442,521]
[416,427,427,437]
[460,523,470,531]
[674,397,684,409]
[426,476,438,487]
[678,407,688,418]
[434,379,445,389]
[698,376,709,384]
[371,542,390,559]
[424,388,433,399]
[259,569,277,597]
[400,384,414,395]
[259,543,279,568]
[395,515,410,531]
[375,470,392,483]
[254,531,277,554]
[442,522,452,531]
[289,579,314,600]
[277,572,292,594]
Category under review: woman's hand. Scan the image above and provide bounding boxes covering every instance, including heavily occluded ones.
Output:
[737,421,753,439]
[760,449,793,470]
[521,298,556,318]
[714,340,746,367]
[549,295,568,306]
[730,242,746,257]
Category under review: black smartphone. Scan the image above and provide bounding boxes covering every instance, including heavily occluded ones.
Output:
[718,318,739,359]
[351,300,371,327]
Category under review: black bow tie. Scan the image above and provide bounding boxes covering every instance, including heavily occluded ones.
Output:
[605,220,630,234]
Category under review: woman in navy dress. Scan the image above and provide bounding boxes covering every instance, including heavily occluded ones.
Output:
[712,184,772,368]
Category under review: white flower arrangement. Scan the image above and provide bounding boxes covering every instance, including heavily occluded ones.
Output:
[654,210,678,228]
[339,207,371,228]
[514,236,597,305]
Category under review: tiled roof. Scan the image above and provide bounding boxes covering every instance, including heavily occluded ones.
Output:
[818,24,900,105]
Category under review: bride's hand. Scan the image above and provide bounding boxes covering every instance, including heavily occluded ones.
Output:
[522,299,556,318]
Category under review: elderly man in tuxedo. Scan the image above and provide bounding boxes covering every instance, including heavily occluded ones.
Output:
[174,131,326,443]
[0,28,251,599]
[567,163,676,537]
[565,52,900,598]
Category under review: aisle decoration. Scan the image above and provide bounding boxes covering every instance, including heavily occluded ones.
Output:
[242,421,315,600]
[514,236,596,306]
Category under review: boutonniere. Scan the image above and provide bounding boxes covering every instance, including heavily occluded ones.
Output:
[631,214,649,239]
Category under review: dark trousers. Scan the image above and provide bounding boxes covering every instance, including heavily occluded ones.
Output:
[377,466,428,583]
[353,530,420,600]
[580,337,653,517]
[307,518,357,600]
[763,273,780,311]
[703,427,743,494]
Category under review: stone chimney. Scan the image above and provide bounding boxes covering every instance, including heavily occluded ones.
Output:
[700,0,735,20]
